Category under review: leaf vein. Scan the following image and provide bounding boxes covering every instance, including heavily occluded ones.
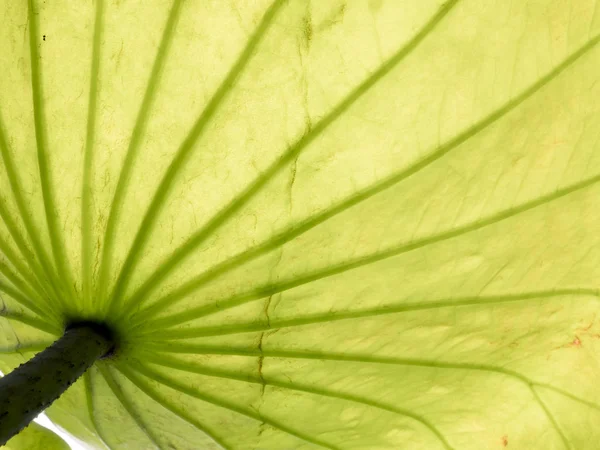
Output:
[139,289,599,339]
[120,0,461,318]
[131,26,600,325]
[107,0,287,318]
[98,365,164,450]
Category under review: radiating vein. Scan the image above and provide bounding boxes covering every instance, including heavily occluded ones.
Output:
[27,0,77,309]
[95,0,184,306]
[142,343,597,404]
[0,259,52,315]
[0,196,59,310]
[114,363,233,450]
[142,344,586,447]
[97,364,163,450]
[136,354,454,450]
[0,117,62,305]
[0,278,57,321]
[0,306,59,335]
[82,0,104,313]
[128,25,600,324]
[84,371,111,450]
[146,344,600,408]
[0,236,49,302]
[118,0,461,319]
[106,0,288,318]
[123,360,344,450]
[135,288,599,339]
[141,164,600,330]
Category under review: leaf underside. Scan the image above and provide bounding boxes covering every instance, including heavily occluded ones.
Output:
[1,0,600,449]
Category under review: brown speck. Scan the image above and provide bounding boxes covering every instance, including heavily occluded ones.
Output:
[571,336,582,347]
[502,435,508,447]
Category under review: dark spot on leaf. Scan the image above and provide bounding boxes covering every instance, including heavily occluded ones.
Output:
[303,15,312,44]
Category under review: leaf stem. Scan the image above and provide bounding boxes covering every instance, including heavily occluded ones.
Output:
[0,323,114,445]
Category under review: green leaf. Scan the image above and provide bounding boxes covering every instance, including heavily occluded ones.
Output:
[1,0,600,448]
[5,422,69,450]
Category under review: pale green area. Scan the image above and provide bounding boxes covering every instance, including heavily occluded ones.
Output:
[0,0,600,448]
[5,422,69,450]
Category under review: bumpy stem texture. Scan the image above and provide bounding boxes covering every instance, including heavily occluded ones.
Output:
[0,324,112,444]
